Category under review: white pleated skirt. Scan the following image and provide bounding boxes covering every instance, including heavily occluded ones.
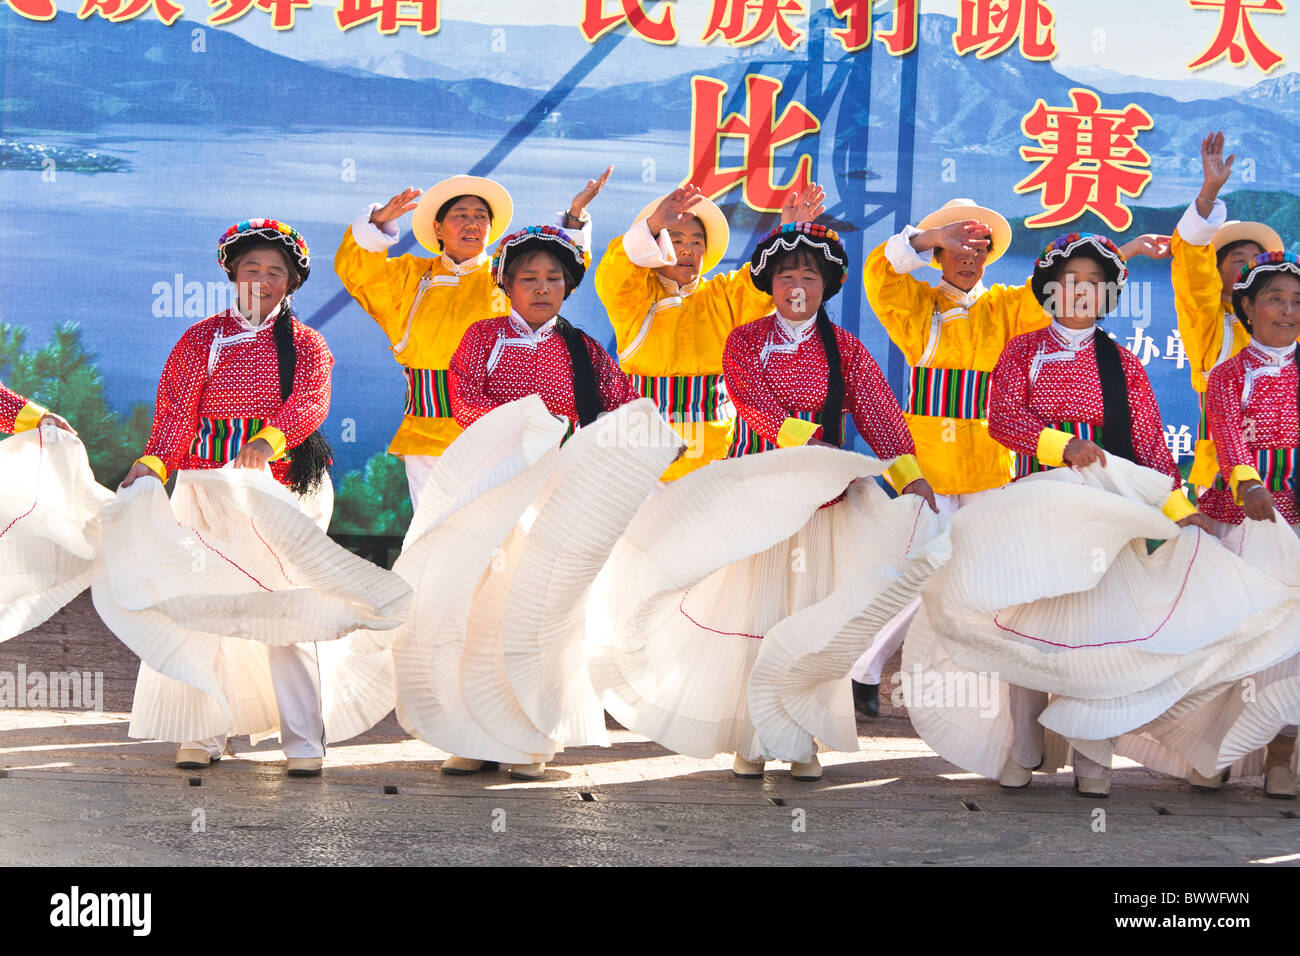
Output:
[587,446,950,763]
[0,425,113,642]
[906,456,1300,778]
[92,465,412,745]
[1117,519,1300,778]
[392,396,684,765]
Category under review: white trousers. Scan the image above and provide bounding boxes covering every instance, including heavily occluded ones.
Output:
[849,491,977,685]
[183,644,326,759]
[403,454,438,513]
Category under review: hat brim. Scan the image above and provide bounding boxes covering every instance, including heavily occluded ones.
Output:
[1213,221,1284,254]
[635,194,730,274]
[917,203,1012,268]
[412,175,514,255]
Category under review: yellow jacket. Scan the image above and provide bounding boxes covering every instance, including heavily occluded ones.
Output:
[594,220,772,481]
[334,211,509,457]
[1170,198,1250,488]
[865,230,1048,496]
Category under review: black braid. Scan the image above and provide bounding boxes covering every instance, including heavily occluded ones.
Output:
[272,306,333,496]
[554,316,602,428]
[1092,330,1137,465]
[814,306,845,446]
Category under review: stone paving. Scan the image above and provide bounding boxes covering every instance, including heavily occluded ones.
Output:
[2,595,1298,866]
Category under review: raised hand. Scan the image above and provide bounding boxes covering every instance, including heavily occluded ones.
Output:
[1200,131,1235,198]
[935,219,992,256]
[1120,234,1172,260]
[568,165,614,223]
[646,184,705,235]
[369,187,422,227]
[781,182,826,225]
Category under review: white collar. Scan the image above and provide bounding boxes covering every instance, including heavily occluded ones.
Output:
[656,272,701,298]
[441,251,490,276]
[1048,319,1096,351]
[232,301,282,332]
[1248,338,1297,364]
[937,278,987,309]
[507,309,557,341]
[776,314,818,343]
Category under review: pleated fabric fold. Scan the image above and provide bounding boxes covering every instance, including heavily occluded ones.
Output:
[907,456,1300,777]
[393,396,683,764]
[587,446,950,762]
[0,426,113,642]
[94,466,412,745]
[1116,520,1300,778]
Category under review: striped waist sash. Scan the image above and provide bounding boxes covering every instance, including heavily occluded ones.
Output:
[907,366,991,420]
[728,408,845,458]
[192,417,268,464]
[403,367,452,419]
[1014,421,1103,478]
[1196,390,1210,443]
[631,373,728,423]
[1212,447,1297,492]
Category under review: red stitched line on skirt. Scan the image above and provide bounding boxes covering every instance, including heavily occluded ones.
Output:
[192,527,274,592]
[992,527,1203,648]
[903,497,924,554]
[0,425,44,540]
[678,589,764,639]
[249,517,296,587]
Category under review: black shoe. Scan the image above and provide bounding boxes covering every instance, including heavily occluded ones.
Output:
[852,680,879,718]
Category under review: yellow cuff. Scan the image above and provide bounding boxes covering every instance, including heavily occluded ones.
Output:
[884,454,924,493]
[1230,465,1263,506]
[776,417,821,448]
[251,426,288,460]
[1161,489,1198,523]
[135,455,168,483]
[12,401,47,433]
[1035,428,1075,468]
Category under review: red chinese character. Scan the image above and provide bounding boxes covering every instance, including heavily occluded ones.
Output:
[335,0,438,33]
[1187,0,1285,73]
[953,0,1056,60]
[701,0,807,51]
[1015,88,1154,231]
[208,0,309,29]
[579,0,677,43]
[5,0,56,20]
[78,0,184,24]
[688,74,820,213]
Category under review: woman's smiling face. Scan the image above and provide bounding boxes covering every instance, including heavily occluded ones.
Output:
[232,246,292,322]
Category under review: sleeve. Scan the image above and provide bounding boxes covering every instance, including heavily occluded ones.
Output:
[863,234,939,361]
[710,265,776,327]
[0,383,45,434]
[722,326,822,448]
[841,333,922,491]
[587,335,638,412]
[1206,361,1260,503]
[447,322,498,428]
[255,326,333,459]
[987,338,1061,460]
[333,205,423,344]
[1171,198,1230,379]
[1123,352,1183,489]
[593,229,665,358]
[981,278,1051,339]
[142,329,210,478]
